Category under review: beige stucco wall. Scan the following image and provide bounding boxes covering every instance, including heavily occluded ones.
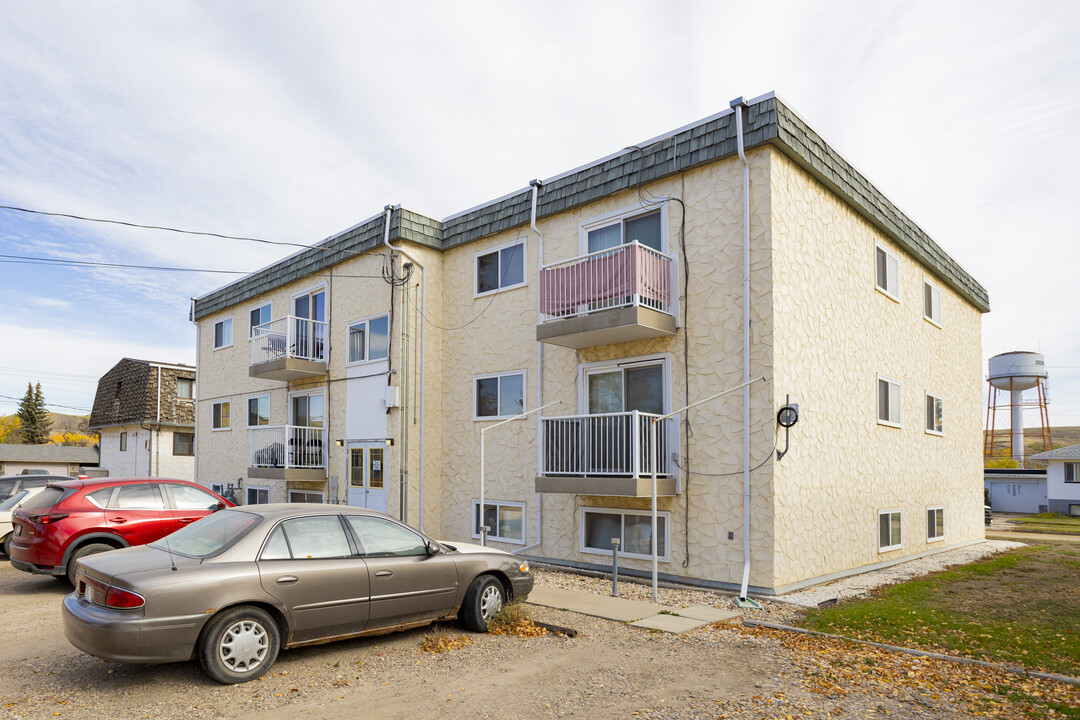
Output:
[768,149,985,590]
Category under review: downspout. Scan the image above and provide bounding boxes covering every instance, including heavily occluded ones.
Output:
[156,365,162,476]
[190,298,199,488]
[382,205,428,531]
[731,97,760,607]
[517,179,545,554]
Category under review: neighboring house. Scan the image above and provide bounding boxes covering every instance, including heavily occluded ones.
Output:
[984,468,1047,514]
[191,93,989,595]
[88,358,196,480]
[0,443,99,476]
[1028,445,1080,516]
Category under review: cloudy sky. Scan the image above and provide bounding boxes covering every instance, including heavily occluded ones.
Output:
[1,1,1078,428]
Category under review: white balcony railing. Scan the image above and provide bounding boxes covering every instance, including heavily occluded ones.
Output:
[540,411,674,476]
[539,242,673,322]
[250,425,325,469]
[251,316,328,366]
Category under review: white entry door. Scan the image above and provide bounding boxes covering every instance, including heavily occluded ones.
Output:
[347,444,386,512]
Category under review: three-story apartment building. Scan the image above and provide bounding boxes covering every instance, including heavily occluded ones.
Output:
[192,93,989,594]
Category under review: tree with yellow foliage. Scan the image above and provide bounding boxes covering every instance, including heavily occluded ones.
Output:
[0,415,21,443]
[47,431,98,447]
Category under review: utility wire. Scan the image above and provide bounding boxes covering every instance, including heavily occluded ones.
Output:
[0,253,385,279]
[0,394,92,412]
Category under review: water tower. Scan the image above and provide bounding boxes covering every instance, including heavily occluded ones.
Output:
[985,351,1051,466]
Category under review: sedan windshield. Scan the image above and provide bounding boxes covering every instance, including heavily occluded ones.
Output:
[150,510,261,558]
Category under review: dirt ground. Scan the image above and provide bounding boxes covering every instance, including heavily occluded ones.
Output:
[0,561,1072,720]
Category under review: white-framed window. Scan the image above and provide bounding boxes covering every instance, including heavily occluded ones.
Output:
[247,394,270,427]
[210,483,225,496]
[581,203,667,255]
[475,238,526,296]
[878,509,903,551]
[925,393,943,435]
[927,506,945,541]
[119,431,128,452]
[1065,463,1080,484]
[212,401,231,430]
[581,507,669,561]
[923,279,942,326]
[249,302,272,337]
[347,314,390,364]
[875,244,899,300]
[246,486,270,505]
[289,489,324,503]
[474,370,525,420]
[877,375,902,427]
[176,377,194,400]
[471,500,525,544]
[213,317,233,349]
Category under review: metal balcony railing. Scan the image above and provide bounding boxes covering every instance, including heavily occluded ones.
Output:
[251,316,328,365]
[540,411,674,476]
[539,242,673,322]
[249,425,325,469]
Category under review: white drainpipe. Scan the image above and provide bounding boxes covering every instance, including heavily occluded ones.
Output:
[382,205,428,531]
[732,97,754,602]
[516,179,545,555]
[190,298,200,488]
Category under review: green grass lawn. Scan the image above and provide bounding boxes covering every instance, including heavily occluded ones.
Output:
[801,543,1080,678]
[1010,514,1080,535]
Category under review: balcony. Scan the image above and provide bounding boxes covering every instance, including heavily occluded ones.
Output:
[535,411,679,497]
[537,242,677,349]
[249,316,328,381]
[248,425,326,481]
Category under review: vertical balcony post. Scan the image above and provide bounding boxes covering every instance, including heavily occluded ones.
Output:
[630,410,641,477]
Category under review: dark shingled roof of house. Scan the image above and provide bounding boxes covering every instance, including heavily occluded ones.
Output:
[193,94,989,320]
[88,358,196,430]
[0,443,99,464]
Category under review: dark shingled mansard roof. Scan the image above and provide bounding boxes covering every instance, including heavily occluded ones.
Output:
[193,94,989,320]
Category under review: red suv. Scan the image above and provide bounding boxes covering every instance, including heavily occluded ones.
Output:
[9,477,232,585]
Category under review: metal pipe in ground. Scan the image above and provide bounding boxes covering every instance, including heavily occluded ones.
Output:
[611,538,620,596]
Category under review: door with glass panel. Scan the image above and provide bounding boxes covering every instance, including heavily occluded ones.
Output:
[293,289,326,360]
[290,393,325,468]
[584,363,665,475]
[346,443,386,512]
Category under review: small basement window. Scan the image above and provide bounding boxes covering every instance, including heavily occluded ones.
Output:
[471,500,525,544]
[582,508,669,561]
[926,507,944,541]
[878,509,903,551]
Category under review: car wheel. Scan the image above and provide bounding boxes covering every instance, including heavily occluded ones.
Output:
[65,543,114,586]
[461,575,504,632]
[199,606,280,685]
[1,533,10,557]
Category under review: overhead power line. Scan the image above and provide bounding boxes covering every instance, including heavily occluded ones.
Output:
[0,393,92,412]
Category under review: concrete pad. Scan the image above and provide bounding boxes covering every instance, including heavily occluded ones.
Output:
[527,586,667,622]
[677,605,740,623]
[629,614,709,634]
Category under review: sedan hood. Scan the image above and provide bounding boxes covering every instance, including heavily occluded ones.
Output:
[441,540,510,556]
[80,544,202,579]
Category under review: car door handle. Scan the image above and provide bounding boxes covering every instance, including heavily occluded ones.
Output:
[109,517,127,524]
[374,570,393,577]
[177,518,196,524]
[276,576,299,585]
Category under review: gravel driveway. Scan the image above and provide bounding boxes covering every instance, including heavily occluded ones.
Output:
[0,540,1053,720]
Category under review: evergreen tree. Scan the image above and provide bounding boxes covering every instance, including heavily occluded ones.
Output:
[16,382,52,444]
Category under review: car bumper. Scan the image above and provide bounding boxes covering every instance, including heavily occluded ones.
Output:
[62,593,209,664]
[10,558,63,576]
[509,573,534,601]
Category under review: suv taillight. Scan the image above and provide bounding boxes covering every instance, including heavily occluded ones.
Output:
[25,513,68,524]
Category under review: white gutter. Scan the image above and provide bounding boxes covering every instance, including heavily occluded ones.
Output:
[732,97,755,603]
[519,180,546,555]
[382,205,428,531]
[190,297,200,488]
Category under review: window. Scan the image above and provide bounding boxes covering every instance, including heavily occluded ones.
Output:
[923,280,942,326]
[475,239,526,295]
[875,245,899,300]
[119,431,128,452]
[213,318,233,349]
[177,377,194,399]
[272,516,351,559]
[210,483,225,496]
[346,515,428,556]
[173,432,194,456]
[249,303,272,337]
[582,508,669,561]
[347,314,390,364]
[877,376,902,427]
[878,510,902,551]
[247,395,270,427]
[584,208,663,254]
[1069,504,1080,517]
[925,393,943,435]
[471,500,525,544]
[115,484,165,510]
[288,489,324,503]
[927,507,945,541]
[474,371,525,419]
[212,401,231,430]
[246,486,270,505]
[1065,463,1080,484]
[168,484,222,510]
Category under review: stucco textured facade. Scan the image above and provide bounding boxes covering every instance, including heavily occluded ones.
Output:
[192,98,987,593]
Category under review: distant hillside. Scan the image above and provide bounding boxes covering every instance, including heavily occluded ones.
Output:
[50,413,91,435]
[985,426,1080,456]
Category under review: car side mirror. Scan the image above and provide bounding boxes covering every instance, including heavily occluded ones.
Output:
[425,541,439,555]
[212,503,226,512]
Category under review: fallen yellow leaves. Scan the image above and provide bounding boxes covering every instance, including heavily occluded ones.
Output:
[419,633,473,653]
